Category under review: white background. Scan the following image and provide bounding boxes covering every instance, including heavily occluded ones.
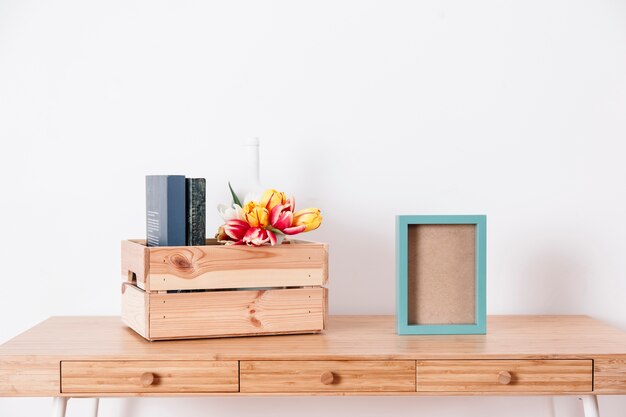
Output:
[1,0,626,416]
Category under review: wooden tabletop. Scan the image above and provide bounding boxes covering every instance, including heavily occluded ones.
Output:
[2,315,626,361]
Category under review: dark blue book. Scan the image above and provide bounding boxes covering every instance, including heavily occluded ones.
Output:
[186,178,206,246]
[146,175,186,247]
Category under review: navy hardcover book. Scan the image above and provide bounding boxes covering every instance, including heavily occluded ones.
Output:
[146,175,186,247]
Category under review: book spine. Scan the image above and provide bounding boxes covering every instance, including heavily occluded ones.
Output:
[186,178,206,246]
[146,175,186,247]
[166,176,186,246]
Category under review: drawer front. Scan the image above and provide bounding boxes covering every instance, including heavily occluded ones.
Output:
[417,360,593,393]
[240,360,416,392]
[61,361,238,393]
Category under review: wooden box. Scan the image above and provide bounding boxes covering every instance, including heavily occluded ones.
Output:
[396,215,486,335]
[121,239,328,341]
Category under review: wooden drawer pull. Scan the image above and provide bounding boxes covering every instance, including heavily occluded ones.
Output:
[498,371,512,385]
[140,372,155,387]
[320,371,335,385]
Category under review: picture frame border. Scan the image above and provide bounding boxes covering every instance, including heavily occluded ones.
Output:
[396,214,487,335]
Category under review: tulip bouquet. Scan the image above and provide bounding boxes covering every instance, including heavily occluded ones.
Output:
[216,184,322,246]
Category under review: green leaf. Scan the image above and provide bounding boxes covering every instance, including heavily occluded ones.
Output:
[267,226,285,235]
[228,182,243,207]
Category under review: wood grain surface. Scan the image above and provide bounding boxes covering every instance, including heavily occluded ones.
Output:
[61,360,238,393]
[417,359,592,393]
[594,359,626,393]
[121,282,149,339]
[121,240,149,285]
[0,357,60,396]
[2,316,626,361]
[241,360,416,392]
[2,316,626,396]
[122,239,328,292]
[148,287,326,340]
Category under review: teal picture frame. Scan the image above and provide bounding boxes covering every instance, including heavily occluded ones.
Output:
[396,215,486,335]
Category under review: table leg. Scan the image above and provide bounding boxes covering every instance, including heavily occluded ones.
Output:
[88,398,100,417]
[51,397,68,417]
[580,395,600,417]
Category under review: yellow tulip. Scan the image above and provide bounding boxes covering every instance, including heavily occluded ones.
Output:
[260,189,287,211]
[293,208,322,232]
[243,201,269,228]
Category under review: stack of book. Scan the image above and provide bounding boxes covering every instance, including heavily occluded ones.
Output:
[146,175,206,247]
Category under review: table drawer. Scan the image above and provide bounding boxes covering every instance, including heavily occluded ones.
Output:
[417,360,593,393]
[61,361,238,393]
[240,360,416,392]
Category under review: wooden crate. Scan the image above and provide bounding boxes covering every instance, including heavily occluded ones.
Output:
[121,238,329,341]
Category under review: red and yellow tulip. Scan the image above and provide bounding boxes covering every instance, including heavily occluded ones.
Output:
[217,186,322,246]
[270,203,306,235]
[243,227,276,246]
[223,219,250,243]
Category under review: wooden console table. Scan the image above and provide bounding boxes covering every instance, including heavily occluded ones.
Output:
[1,315,626,417]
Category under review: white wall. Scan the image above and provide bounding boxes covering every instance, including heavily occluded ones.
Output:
[1,0,626,416]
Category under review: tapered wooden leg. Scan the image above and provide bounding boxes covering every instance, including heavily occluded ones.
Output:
[51,397,68,417]
[580,395,600,417]
[88,398,100,417]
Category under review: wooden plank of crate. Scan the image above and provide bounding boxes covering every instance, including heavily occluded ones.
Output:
[148,287,325,340]
[321,242,329,285]
[121,283,149,339]
[323,287,329,329]
[121,240,149,290]
[147,243,328,291]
